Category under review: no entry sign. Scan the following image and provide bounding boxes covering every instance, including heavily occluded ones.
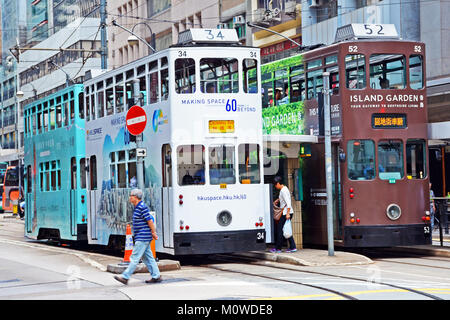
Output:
[126,106,147,136]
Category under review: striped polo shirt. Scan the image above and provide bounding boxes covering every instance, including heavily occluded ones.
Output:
[132,201,154,242]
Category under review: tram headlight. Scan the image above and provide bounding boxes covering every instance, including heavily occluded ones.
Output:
[217,210,232,227]
[386,204,402,221]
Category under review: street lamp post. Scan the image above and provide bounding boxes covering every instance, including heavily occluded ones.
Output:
[112,20,156,53]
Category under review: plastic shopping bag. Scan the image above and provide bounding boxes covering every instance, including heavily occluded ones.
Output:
[283,219,293,239]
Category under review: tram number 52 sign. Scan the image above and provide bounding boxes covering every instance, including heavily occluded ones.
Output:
[126,105,147,136]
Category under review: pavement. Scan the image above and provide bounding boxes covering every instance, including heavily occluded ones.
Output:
[2,212,450,272]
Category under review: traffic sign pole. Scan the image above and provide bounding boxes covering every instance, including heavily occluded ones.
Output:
[133,79,145,191]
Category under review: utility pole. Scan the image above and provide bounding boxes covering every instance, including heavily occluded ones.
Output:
[100,0,107,70]
[323,72,334,256]
[133,79,144,191]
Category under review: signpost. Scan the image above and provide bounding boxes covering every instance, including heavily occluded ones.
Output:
[127,80,147,191]
[126,105,147,136]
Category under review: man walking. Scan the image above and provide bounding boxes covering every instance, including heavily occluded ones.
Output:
[114,189,161,285]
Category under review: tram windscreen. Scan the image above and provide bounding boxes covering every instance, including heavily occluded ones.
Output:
[177,145,205,186]
[347,140,375,180]
[369,54,406,89]
[238,144,260,184]
[209,145,236,185]
[378,140,404,180]
[4,167,19,186]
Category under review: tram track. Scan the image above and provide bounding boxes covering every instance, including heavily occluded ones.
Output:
[207,254,444,300]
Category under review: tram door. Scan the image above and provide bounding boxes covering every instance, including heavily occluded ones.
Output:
[332,144,343,239]
[87,156,98,240]
[161,144,173,248]
[25,165,34,234]
[70,158,78,236]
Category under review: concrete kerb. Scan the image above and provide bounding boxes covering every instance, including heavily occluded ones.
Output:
[234,249,374,267]
[107,260,181,274]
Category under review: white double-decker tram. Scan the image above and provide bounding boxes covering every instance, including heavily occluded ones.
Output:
[83,29,271,254]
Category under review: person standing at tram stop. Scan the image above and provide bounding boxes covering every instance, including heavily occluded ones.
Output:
[114,189,162,285]
[271,176,297,253]
[430,183,436,231]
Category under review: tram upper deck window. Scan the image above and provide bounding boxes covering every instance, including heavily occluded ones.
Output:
[406,139,426,179]
[175,58,196,94]
[161,57,169,100]
[409,55,424,90]
[243,59,258,94]
[275,68,288,105]
[347,140,375,180]
[238,144,260,184]
[200,58,238,94]
[345,54,366,89]
[290,64,305,103]
[378,140,404,180]
[306,69,323,99]
[115,80,125,113]
[370,54,406,89]
[149,60,159,104]
[209,145,235,185]
[177,145,205,186]
[261,81,272,108]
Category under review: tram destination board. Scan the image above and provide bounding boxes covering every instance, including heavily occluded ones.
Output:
[209,120,235,133]
[372,113,407,129]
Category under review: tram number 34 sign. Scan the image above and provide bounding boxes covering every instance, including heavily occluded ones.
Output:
[126,105,147,136]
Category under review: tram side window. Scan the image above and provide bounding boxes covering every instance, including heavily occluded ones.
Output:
[26,165,32,193]
[306,69,323,99]
[80,158,87,189]
[149,61,159,104]
[370,54,406,89]
[347,140,375,180]
[89,156,97,190]
[261,81,272,108]
[78,93,84,119]
[345,54,366,89]
[56,104,62,127]
[71,157,77,189]
[177,145,205,186]
[290,73,305,103]
[406,139,426,179]
[109,150,139,188]
[106,87,114,116]
[161,57,169,100]
[175,58,196,94]
[243,59,258,94]
[42,102,49,132]
[378,140,404,180]
[49,103,55,130]
[409,55,424,90]
[200,58,239,94]
[115,81,125,114]
[275,68,289,104]
[32,112,36,135]
[238,144,260,184]
[97,89,105,118]
[209,145,235,185]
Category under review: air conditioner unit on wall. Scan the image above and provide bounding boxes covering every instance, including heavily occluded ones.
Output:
[285,0,297,14]
[252,8,266,23]
[233,15,245,25]
[309,0,322,8]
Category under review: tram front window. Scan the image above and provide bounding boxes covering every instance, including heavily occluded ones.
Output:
[200,58,238,94]
[378,140,404,180]
[209,145,235,185]
[177,145,205,186]
[238,144,260,184]
[347,140,375,180]
[370,54,406,89]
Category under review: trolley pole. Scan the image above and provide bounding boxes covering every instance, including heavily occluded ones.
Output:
[133,79,145,191]
[323,72,335,256]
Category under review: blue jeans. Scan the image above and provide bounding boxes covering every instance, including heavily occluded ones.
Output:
[121,241,160,280]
